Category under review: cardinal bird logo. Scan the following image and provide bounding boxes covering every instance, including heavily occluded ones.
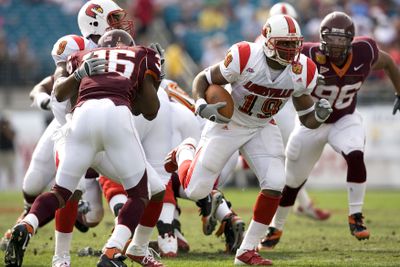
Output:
[85,4,104,18]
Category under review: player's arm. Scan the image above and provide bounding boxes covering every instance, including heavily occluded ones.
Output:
[292,94,332,129]
[136,74,160,121]
[53,61,80,102]
[372,50,400,114]
[29,75,53,110]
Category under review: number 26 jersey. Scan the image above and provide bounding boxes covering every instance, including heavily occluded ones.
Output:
[67,46,161,110]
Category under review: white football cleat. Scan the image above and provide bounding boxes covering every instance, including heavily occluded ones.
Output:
[157,233,178,257]
[52,254,71,267]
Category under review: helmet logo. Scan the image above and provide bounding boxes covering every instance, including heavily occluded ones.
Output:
[262,24,271,37]
[56,40,67,55]
[85,4,104,18]
[224,51,233,68]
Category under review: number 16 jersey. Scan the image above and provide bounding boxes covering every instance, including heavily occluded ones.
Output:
[67,46,161,110]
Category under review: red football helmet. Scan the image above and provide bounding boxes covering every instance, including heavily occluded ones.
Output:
[261,15,303,66]
[320,11,355,64]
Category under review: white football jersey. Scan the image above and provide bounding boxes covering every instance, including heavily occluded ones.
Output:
[50,35,98,125]
[219,41,318,127]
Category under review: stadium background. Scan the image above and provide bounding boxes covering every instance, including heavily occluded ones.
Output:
[0,0,400,190]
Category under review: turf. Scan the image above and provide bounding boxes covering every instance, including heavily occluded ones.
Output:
[0,189,399,266]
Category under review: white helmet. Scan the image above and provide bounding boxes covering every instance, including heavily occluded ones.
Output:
[269,2,298,19]
[261,14,303,66]
[78,0,133,39]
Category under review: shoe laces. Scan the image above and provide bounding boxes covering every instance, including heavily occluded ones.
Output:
[142,247,161,264]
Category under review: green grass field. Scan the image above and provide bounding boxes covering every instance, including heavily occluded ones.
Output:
[1,189,399,267]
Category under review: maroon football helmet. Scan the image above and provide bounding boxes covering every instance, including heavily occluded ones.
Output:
[319,11,355,65]
[98,29,135,47]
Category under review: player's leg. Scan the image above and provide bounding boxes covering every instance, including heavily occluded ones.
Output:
[234,123,285,265]
[329,112,369,240]
[215,152,245,254]
[258,124,328,251]
[97,104,152,267]
[21,119,58,222]
[5,105,98,267]
[1,120,58,250]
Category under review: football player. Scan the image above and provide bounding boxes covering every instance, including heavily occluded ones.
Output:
[165,15,332,265]
[5,29,161,267]
[259,1,331,222]
[260,11,400,250]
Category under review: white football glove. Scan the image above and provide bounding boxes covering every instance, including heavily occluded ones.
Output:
[317,74,326,85]
[314,98,333,122]
[195,98,231,124]
[149,42,165,79]
[73,52,108,82]
[32,92,51,110]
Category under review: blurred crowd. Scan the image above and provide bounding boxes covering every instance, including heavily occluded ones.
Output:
[0,0,400,100]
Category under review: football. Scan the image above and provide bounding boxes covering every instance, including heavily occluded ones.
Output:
[205,84,234,119]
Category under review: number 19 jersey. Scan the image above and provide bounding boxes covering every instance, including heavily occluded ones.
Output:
[67,46,161,110]
[219,41,318,128]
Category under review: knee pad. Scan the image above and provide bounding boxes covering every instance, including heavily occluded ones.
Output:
[200,145,228,174]
[22,167,54,196]
[126,171,149,201]
[342,151,366,183]
[85,206,104,224]
[280,181,306,207]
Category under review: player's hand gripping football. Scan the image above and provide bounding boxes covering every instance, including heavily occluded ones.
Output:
[392,94,400,115]
[314,98,333,122]
[195,98,231,124]
[149,42,165,79]
[73,52,108,82]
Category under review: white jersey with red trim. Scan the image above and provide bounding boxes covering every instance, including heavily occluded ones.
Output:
[219,41,317,128]
[51,34,97,64]
[50,35,97,125]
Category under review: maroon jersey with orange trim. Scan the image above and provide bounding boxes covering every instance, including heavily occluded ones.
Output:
[67,46,161,110]
[302,36,379,123]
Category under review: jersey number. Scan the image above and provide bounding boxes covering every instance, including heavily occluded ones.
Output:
[313,82,362,109]
[82,49,135,79]
[239,94,283,118]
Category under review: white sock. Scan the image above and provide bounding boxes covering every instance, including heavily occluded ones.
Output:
[105,224,131,250]
[238,219,267,251]
[159,203,175,224]
[132,224,153,247]
[54,231,72,256]
[271,206,291,230]
[109,194,128,214]
[296,188,312,209]
[347,182,366,215]
[23,214,39,232]
[216,199,232,221]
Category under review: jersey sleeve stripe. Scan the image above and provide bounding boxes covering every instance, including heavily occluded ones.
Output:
[71,35,85,51]
[284,15,296,33]
[237,42,251,74]
[306,57,317,88]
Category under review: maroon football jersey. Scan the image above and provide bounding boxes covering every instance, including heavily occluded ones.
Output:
[67,46,161,110]
[302,37,379,123]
